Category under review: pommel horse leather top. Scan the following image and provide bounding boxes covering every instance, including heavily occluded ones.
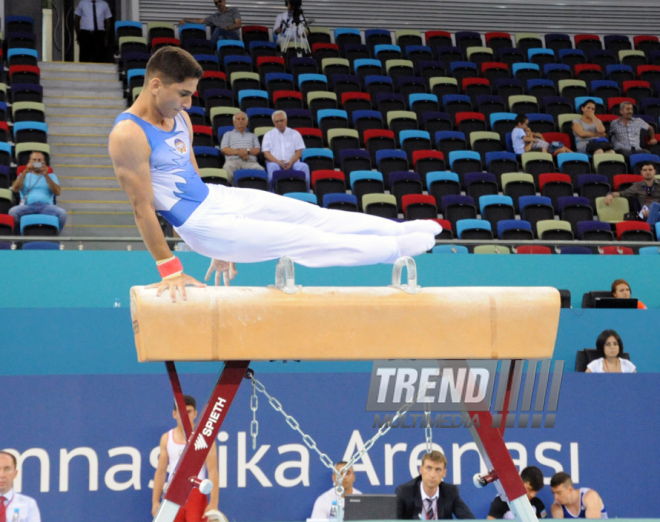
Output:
[130,258,560,362]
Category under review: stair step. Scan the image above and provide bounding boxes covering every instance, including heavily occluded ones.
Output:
[39,61,116,73]
[50,134,110,145]
[44,88,124,98]
[51,164,114,176]
[52,143,109,155]
[58,176,119,189]
[52,153,113,166]
[46,105,123,117]
[59,186,129,202]
[42,79,123,92]
[48,124,113,136]
[48,134,108,145]
[46,115,117,125]
[61,224,140,237]
[65,211,135,227]
[57,200,132,211]
[44,96,125,108]
[41,69,118,81]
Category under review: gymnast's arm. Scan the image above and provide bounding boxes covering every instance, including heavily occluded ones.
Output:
[109,120,205,301]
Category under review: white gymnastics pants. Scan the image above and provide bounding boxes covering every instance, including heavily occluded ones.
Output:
[176,185,419,267]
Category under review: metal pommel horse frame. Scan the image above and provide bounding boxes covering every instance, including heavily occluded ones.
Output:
[130,257,561,522]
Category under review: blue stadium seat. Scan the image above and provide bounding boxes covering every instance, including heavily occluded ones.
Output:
[432,245,469,254]
[22,241,60,250]
[284,192,318,204]
[496,219,533,239]
[456,218,492,239]
[20,214,60,235]
[559,246,592,254]
[323,193,358,210]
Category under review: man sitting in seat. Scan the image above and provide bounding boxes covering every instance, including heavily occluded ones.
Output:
[604,161,660,226]
[179,0,242,47]
[609,101,657,158]
[9,151,67,232]
[220,111,265,183]
[262,110,310,186]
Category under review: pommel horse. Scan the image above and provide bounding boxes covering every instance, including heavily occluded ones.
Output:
[131,257,561,522]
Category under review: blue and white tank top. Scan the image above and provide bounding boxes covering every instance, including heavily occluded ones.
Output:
[113,111,209,227]
[562,488,608,519]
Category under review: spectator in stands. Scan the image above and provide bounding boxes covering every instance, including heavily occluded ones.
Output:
[487,466,546,519]
[220,111,265,183]
[74,0,113,63]
[180,0,242,47]
[274,0,309,48]
[550,472,607,518]
[262,110,310,186]
[512,115,571,155]
[572,99,615,155]
[395,450,474,519]
[586,329,636,373]
[604,162,660,225]
[609,101,657,158]
[0,451,41,522]
[611,278,647,309]
[310,461,361,519]
[9,152,67,233]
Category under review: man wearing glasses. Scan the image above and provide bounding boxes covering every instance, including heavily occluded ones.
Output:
[180,0,242,47]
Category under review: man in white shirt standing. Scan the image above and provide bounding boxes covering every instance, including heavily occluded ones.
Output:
[262,110,310,188]
[0,451,41,522]
[74,0,113,63]
[311,462,361,520]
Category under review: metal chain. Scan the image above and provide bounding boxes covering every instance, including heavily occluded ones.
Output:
[248,374,335,470]
[250,378,259,450]
[424,401,433,454]
[247,373,434,504]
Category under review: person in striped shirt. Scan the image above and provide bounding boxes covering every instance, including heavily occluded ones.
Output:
[219,111,265,182]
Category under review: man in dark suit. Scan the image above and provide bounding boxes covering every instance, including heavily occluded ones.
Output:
[395,450,475,520]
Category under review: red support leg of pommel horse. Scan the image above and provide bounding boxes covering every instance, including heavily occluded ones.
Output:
[131,257,561,522]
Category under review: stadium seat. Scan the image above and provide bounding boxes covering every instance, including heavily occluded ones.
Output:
[301,148,334,173]
[480,195,515,231]
[323,193,358,211]
[558,196,594,233]
[441,195,477,230]
[539,173,574,210]
[402,194,438,220]
[234,169,268,191]
[272,169,307,195]
[338,149,371,175]
[595,196,629,223]
[519,195,555,236]
[432,245,468,254]
[350,171,385,210]
[456,219,493,240]
[537,219,574,240]
[412,150,445,186]
[427,172,461,203]
[20,214,60,235]
[311,170,346,203]
[616,221,653,241]
[375,149,408,186]
[516,245,552,254]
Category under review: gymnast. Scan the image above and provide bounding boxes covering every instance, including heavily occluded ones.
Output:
[109,47,440,301]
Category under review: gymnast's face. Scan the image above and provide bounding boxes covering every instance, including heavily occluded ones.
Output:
[151,77,199,118]
[173,405,198,428]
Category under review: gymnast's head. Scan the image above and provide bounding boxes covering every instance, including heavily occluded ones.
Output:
[143,47,204,117]
[172,394,198,426]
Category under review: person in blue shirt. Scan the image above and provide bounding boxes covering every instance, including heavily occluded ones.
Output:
[9,151,67,232]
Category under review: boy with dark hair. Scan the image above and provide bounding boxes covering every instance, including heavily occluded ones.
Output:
[487,466,546,519]
[152,395,220,521]
[550,472,607,519]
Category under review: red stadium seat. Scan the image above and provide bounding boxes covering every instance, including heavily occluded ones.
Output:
[608,96,636,113]
[151,37,180,50]
[613,174,643,191]
[538,173,572,192]
[600,246,634,255]
[516,246,552,254]
[615,221,652,240]
[542,132,572,150]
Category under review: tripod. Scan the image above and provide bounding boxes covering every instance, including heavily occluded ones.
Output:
[280,17,311,58]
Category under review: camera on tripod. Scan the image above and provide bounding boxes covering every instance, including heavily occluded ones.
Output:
[280,0,311,57]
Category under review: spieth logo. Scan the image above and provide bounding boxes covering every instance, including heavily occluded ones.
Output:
[202,397,227,437]
[194,433,208,451]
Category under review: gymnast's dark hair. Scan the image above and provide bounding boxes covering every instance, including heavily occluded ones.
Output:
[550,471,573,488]
[146,46,204,85]
[521,466,544,492]
[173,394,197,411]
[595,329,623,359]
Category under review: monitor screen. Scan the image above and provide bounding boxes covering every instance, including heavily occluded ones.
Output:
[593,297,638,309]
[344,494,398,521]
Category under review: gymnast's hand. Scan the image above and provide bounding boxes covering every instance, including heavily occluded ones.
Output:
[147,273,206,302]
[205,259,238,286]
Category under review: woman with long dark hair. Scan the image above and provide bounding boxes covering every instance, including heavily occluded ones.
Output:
[586,329,636,373]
